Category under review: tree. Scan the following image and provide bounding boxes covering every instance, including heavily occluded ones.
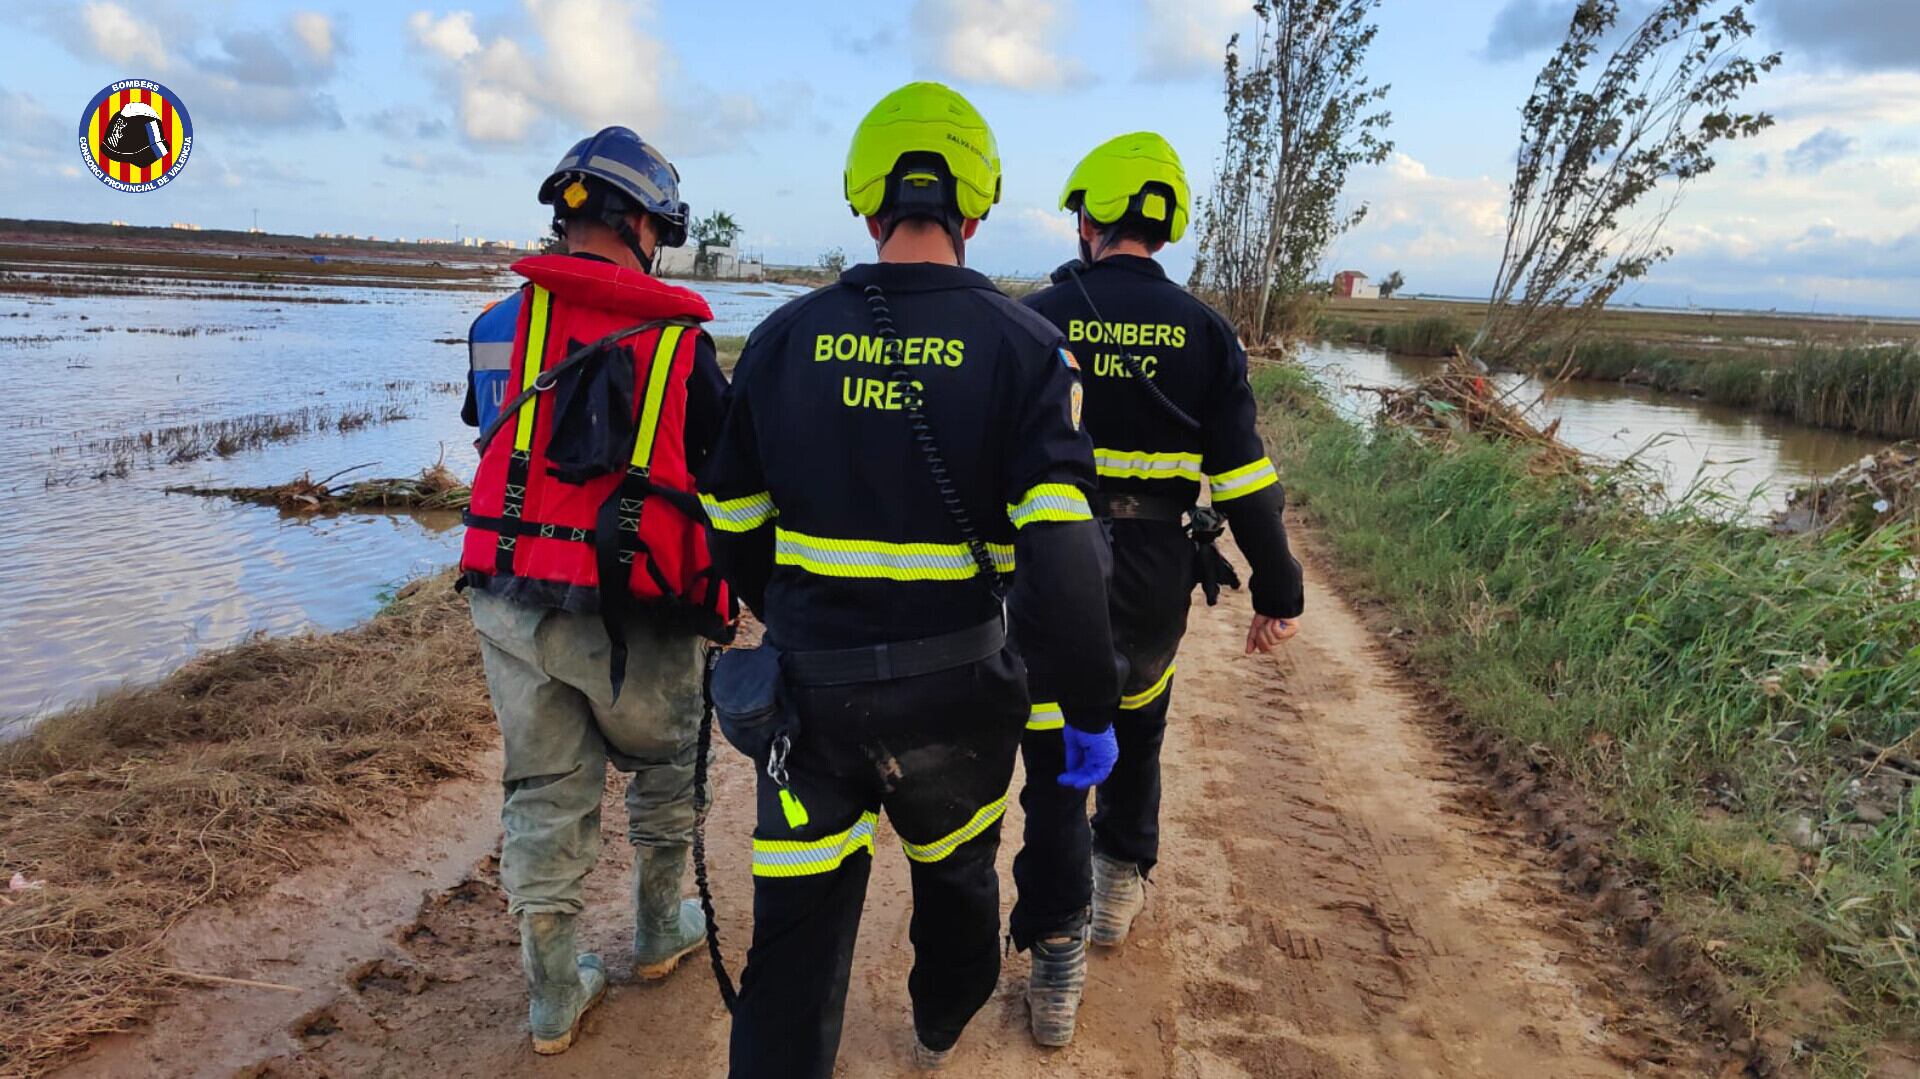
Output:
[817,246,848,276]
[690,210,742,276]
[1189,0,1393,343]
[1473,0,1778,364]
[1378,269,1405,299]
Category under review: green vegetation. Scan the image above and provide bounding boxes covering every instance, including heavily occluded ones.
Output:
[1254,365,1920,1070]
[1320,314,1469,357]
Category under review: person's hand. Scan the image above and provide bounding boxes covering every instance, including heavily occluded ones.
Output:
[1058,725,1118,789]
[1246,615,1299,655]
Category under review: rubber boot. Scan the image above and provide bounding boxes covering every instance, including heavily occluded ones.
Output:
[1090,853,1146,948]
[520,912,608,1055]
[1027,918,1089,1047]
[632,843,706,981]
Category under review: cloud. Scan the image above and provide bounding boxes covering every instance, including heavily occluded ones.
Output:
[910,0,1084,91]
[365,106,450,140]
[408,0,667,144]
[1757,0,1920,73]
[290,11,337,65]
[383,150,477,176]
[834,24,895,57]
[1136,0,1244,81]
[1785,127,1857,174]
[21,3,346,129]
[1018,205,1079,244]
[0,90,69,171]
[81,0,169,69]
[1481,0,1653,61]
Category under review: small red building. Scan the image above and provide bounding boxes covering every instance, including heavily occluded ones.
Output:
[1332,270,1377,299]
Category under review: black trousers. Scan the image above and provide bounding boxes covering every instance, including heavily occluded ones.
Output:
[727,652,1028,1079]
[1011,520,1191,950]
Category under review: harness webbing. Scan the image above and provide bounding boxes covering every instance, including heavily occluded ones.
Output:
[495,285,553,576]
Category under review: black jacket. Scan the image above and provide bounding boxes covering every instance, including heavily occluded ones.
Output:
[700,262,1120,725]
[1024,255,1304,619]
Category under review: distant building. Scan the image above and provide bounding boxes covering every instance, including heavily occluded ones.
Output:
[169,221,202,231]
[654,244,766,281]
[109,219,130,227]
[1332,270,1377,300]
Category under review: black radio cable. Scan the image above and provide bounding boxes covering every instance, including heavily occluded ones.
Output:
[862,285,1007,595]
[1064,264,1201,433]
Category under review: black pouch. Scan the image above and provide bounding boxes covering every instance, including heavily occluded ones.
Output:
[711,643,793,760]
[543,337,638,484]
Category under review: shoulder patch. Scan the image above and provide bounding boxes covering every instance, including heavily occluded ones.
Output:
[1057,347,1080,372]
[1070,381,1084,431]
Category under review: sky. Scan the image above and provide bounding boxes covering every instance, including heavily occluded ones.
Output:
[1,0,1916,315]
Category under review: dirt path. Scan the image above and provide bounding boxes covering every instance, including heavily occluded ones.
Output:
[60,534,1707,1078]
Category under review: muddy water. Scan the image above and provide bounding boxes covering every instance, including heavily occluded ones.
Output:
[0,277,806,723]
[1302,343,1887,510]
[0,283,1879,722]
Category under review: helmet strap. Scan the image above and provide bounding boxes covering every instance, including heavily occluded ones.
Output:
[612,214,655,274]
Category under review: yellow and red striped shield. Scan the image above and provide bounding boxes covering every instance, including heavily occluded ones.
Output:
[78,80,194,192]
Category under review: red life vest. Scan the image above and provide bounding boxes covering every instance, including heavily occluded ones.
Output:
[461,254,732,648]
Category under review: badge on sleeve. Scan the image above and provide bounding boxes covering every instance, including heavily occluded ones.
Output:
[1057,347,1080,372]
[1070,382,1084,431]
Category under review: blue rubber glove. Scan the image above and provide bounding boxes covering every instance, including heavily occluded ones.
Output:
[1058,724,1118,789]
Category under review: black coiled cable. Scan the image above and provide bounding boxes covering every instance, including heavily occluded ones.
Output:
[862,285,1007,594]
[691,645,738,1011]
[1065,265,1201,433]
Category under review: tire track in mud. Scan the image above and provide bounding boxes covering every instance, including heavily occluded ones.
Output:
[66,532,1707,1078]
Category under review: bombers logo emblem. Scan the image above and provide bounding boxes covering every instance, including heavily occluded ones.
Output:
[78,80,193,193]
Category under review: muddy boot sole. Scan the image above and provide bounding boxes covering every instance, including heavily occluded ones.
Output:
[632,937,703,982]
[529,977,607,1055]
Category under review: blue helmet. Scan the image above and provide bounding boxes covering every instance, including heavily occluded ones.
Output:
[538,126,690,249]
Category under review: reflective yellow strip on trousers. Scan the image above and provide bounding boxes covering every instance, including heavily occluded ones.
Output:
[512,286,553,453]
[900,796,1009,863]
[1121,662,1177,711]
[752,811,879,878]
[630,325,687,471]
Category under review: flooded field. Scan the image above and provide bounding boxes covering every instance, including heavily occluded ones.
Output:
[0,275,805,722]
[0,273,1888,722]
[1304,343,1888,511]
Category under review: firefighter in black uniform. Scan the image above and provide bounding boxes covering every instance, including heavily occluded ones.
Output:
[700,82,1121,1077]
[1012,132,1307,1046]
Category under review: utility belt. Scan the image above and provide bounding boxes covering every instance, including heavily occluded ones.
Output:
[710,615,1008,763]
[1093,491,1191,523]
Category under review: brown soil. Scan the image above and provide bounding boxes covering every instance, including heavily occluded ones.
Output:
[48,533,1720,1078]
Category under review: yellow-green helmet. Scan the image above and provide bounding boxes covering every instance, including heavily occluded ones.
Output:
[845,81,1001,221]
[1059,132,1190,244]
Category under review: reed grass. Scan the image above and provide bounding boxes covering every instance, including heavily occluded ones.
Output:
[1257,368,1920,1071]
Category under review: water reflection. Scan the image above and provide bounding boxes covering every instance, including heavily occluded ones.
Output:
[1300,343,1887,513]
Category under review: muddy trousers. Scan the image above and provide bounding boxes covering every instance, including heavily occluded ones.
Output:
[728,653,1028,1079]
[1012,520,1190,948]
[468,590,704,918]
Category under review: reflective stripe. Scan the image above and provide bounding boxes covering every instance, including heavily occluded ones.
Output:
[586,153,668,203]
[469,340,512,371]
[1094,448,1203,483]
[1121,663,1177,711]
[700,491,778,532]
[513,286,552,453]
[1209,457,1279,502]
[901,796,1008,863]
[774,528,1015,581]
[752,812,878,878]
[1006,483,1092,529]
[1026,702,1064,731]
[630,325,686,470]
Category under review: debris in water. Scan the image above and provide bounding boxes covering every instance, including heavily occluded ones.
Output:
[166,459,470,514]
[1365,352,1586,476]
[1773,442,1920,541]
